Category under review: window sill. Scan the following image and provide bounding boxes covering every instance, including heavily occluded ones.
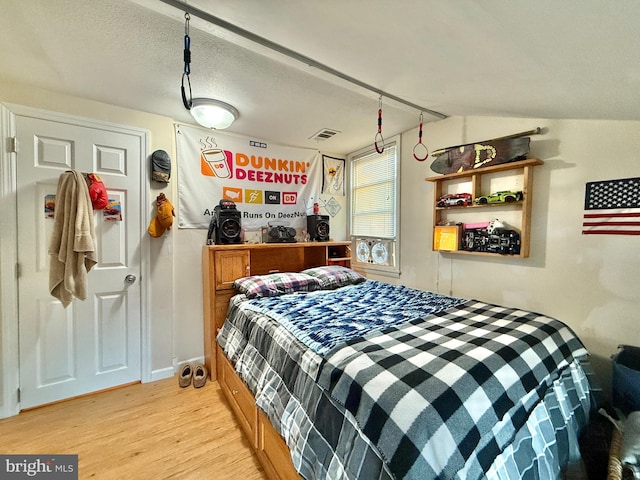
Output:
[352,263,400,279]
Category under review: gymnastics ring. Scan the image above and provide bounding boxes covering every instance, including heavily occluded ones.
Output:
[412,112,429,161]
[413,142,429,162]
[375,131,385,154]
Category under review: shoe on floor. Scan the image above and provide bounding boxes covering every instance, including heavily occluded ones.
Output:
[193,364,208,388]
[179,364,193,388]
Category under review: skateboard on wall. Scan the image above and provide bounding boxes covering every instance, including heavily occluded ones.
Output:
[429,127,542,174]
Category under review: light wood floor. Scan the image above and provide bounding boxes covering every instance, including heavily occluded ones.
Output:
[0,377,266,479]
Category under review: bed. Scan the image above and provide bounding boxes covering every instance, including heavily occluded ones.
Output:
[202,243,596,480]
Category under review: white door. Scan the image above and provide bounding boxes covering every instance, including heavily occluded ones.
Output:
[15,113,144,409]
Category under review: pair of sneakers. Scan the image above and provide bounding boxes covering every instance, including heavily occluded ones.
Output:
[179,363,207,388]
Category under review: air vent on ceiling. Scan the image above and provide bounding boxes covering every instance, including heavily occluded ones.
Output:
[309,128,341,141]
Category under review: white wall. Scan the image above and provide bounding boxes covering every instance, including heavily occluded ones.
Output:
[398,115,640,396]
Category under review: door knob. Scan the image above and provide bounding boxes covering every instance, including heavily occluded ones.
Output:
[124,274,137,285]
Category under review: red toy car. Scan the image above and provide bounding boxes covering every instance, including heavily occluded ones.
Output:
[437,193,472,207]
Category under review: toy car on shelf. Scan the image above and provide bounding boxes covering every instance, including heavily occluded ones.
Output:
[437,193,473,207]
[462,226,521,254]
[474,190,523,205]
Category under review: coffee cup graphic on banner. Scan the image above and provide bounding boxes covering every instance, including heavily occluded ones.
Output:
[201,148,230,178]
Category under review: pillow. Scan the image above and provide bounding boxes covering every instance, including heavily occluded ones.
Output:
[301,265,366,289]
[233,272,322,299]
[233,275,279,299]
[268,272,323,295]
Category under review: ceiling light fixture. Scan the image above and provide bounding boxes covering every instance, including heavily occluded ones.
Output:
[181,13,239,130]
[189,98,239,130]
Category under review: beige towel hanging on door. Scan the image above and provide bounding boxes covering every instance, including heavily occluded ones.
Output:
[48,170,97,307]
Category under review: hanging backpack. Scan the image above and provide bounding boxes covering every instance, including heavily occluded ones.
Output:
[87,173,109,210]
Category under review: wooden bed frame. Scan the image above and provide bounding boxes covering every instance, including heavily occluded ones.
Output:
[202,242,351,480]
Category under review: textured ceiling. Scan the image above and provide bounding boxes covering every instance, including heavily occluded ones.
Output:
[1,0,639,154]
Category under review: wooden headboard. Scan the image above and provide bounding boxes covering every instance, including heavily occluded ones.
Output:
[201,242,351,380]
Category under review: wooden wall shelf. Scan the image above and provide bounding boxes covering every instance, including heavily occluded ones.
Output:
[426,158,543,258]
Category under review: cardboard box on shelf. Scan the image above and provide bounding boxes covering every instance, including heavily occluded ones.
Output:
[434,225,462,251]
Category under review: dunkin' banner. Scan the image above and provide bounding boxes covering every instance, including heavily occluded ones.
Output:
[175,124,321,230]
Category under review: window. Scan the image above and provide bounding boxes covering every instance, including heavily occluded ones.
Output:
[348,135,400,275]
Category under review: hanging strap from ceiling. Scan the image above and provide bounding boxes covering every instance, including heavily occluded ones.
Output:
[181,12,193,110]
[375,96,385,154]
[412,113,430,161]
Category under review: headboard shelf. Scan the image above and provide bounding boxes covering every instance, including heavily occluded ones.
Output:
[202,241,352,379]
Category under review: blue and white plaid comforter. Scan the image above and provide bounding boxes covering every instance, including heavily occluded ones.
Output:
[218,280,592,480]
[240,281,465,355]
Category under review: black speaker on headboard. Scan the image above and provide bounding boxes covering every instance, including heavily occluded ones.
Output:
[207,199,242,245]
[307,214,330,241]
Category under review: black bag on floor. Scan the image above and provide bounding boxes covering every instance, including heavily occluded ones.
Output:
[612,344,640,415]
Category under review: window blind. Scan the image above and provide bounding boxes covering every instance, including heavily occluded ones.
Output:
[351,142,397,238]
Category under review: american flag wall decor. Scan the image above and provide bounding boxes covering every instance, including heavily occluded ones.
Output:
[582,177,640,235]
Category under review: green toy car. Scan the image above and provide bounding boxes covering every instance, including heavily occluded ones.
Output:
[474,190,523,205]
